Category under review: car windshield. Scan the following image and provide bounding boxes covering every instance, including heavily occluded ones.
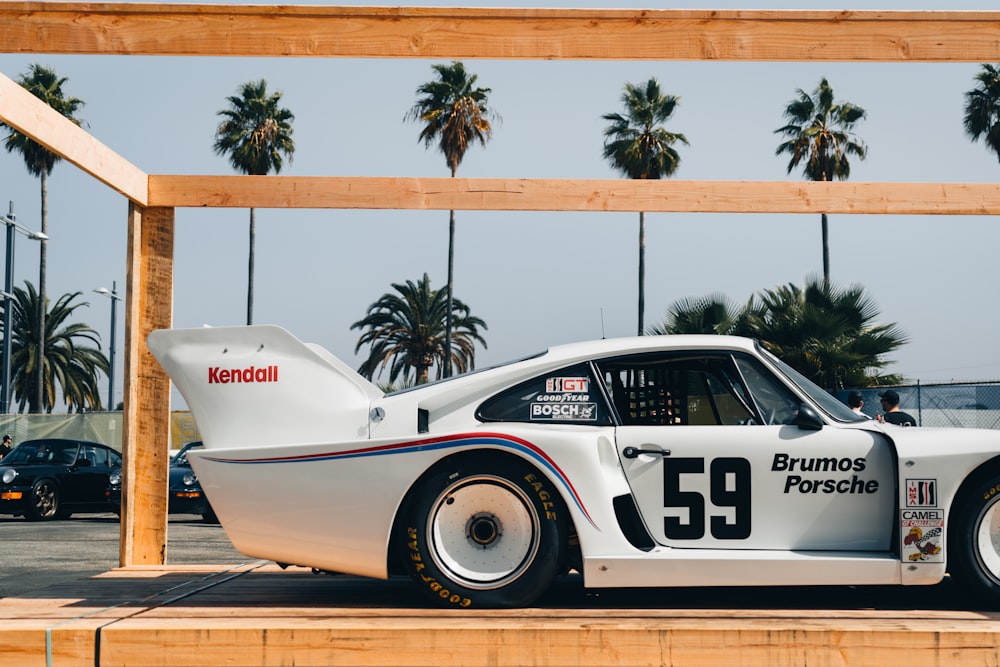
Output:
[2,440,80,466]
[759,347,868,423]
[173,442,202,466]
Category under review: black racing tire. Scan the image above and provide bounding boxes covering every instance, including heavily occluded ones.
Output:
[948,473,1000,606]
[397,456,567,609]
[25,478,60,521]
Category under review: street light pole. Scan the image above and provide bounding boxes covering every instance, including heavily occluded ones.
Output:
[93,281,121,411]
[1,201,48,414]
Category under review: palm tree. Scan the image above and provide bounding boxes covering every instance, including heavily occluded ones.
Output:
[751,279,906,389]
[4,282,108,413]
[602,77,688,335]
[652,277,906,389]
[963,64,1000,162]
[406,61,497,377]
[351,273,488,385]
[213,79,295,325]
[1,64,84,413]
[648,293,756,337]
[775,77,867,288]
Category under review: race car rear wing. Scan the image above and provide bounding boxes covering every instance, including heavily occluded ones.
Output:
[147,325,382,450]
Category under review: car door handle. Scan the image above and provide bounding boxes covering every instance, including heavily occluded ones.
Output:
[622,447,671,459]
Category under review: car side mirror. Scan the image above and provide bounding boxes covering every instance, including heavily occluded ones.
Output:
[796,403,824,431]
[75,457,93,468]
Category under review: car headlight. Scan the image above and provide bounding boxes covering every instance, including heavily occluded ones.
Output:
[182,472,197,486]
[1,468,15,484]
[108,470,122,486]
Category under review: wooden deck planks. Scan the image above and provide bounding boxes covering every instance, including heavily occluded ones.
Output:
[3,565,1000,666]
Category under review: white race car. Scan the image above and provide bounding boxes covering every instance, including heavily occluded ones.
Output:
[148,326,1000,608]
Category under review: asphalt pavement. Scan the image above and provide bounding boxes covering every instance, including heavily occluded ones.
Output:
[0,512,247,598]
[0,512,985,611]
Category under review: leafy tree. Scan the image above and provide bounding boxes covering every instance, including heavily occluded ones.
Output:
[775,77,867,287]
[351,273,487,385]
[3,282,109,413]
[602,77,688,335]
[214,79,295,325]
[963,64,1000,163]
[1,64,84,413]
[652,277,906,389]
[406,61,497,377]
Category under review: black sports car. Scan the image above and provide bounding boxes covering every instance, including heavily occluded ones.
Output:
[107,441,216,522]
[0,438,122,520]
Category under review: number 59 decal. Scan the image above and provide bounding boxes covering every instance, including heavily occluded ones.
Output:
[664,457,751,540]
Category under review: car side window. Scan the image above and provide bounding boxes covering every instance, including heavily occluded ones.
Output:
[733,355,802,425]
[56,444,78,465]
[595,353,756,426]
[109,450,122,467]
[89,447,109,467]
[476,363,612,425]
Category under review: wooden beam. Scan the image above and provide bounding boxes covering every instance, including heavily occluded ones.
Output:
[1,4,1000,62]
[0,71,147,204]
[147,175,1000,215]
[120,203,173,567]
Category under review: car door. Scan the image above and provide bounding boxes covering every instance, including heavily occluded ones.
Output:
[596,351,895,552]
[67,443,110,505]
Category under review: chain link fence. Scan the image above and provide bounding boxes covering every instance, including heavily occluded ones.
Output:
[836,382,1000,429]
[0,411,200,452]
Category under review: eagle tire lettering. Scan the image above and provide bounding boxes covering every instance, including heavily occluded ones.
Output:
[397,455,567,608]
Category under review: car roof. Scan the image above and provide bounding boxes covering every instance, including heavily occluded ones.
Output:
[21,438,109,447]
[387,334,760,409]
[534,334,758,363]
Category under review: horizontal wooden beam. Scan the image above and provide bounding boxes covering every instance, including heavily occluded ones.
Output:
[147,175,1000,215]
[1,4,1000,62]
[0,71,147,204]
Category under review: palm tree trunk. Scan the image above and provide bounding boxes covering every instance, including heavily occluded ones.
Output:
[34,169,48,413]
[638,211,646,336]
[444,165,456,379]
[444,207,455,378]
[821,212,830,288]
[247,207,255,325]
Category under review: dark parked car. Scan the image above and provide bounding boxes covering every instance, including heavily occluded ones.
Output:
[0,438,122,520]
[107,441,216,522]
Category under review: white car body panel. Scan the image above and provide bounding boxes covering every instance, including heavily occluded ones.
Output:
[147,325,1000,598]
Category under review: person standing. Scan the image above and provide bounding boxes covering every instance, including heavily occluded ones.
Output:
[878,390,917,426]
[0,434,11,459]
[847,390,867,417]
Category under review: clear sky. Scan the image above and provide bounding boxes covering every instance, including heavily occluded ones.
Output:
[2,0,1000,410]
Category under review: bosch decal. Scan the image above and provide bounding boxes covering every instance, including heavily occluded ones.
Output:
[530,402,597,421]
[905,479,938,507]
[771,453,879,495]
[208,365,279,384]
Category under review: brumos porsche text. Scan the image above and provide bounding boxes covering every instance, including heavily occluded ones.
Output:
[208,365,279,384]
[772,453,879,494]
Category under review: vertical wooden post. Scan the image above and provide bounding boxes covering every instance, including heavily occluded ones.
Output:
[120,203,174,566]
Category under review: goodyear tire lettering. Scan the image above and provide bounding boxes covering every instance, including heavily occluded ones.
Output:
[396,456,567,608]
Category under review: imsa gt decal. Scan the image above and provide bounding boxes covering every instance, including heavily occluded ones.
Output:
[531,376,597,421]
[906,478,938,507]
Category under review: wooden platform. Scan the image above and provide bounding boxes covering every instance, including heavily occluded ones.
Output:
[4,563,1000,666]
